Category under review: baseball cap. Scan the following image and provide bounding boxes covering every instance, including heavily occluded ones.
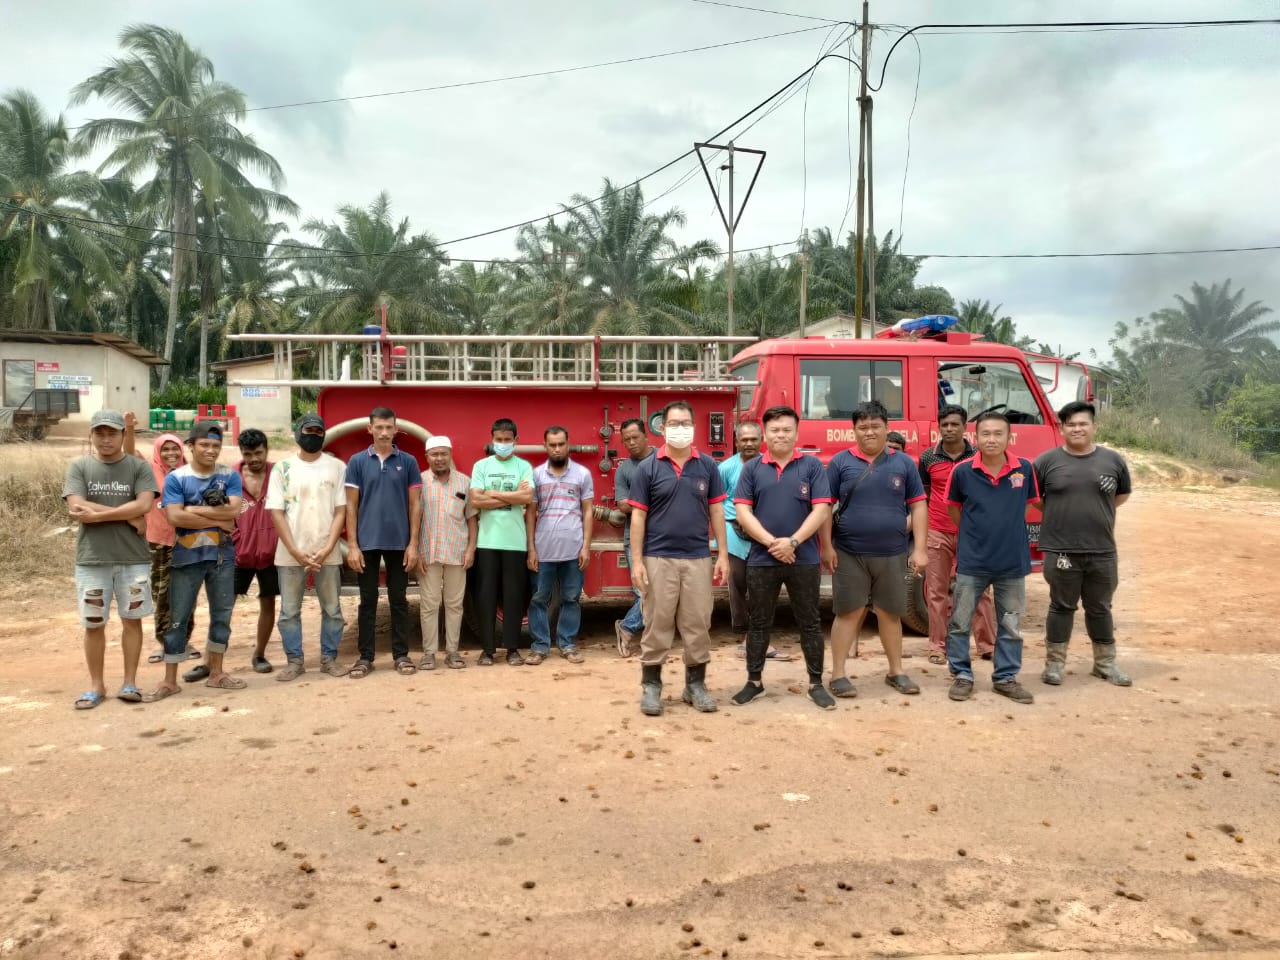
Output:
[188,420,224,442]
[295,412,326,432]
[425,435,452,451]
[89,409,126,431]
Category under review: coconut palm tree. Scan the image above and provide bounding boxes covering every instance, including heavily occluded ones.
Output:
[1150,280,1279,407]
[287,192,446,335]
[70,24,296,385]
[87,176,169,347]
[0,89,114,330]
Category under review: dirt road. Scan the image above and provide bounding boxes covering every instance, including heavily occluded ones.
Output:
[2,479,1279,959]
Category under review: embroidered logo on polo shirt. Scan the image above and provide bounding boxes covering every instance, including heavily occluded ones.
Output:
[696,479,708,493]
[1010,473,1024,488]
[891,475,903,491]
[798,483,810,497]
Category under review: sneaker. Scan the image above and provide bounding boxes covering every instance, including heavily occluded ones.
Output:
[993,679,1034,704]
[948,678,974,701]
[808,684,837,711]
[614,620,634,657]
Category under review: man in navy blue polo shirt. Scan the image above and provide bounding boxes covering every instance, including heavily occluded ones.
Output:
[344,406,423,679]
[944,411,1040,705]
[730,405,835,709]
[824,400,929,699]
[627,400,729,717]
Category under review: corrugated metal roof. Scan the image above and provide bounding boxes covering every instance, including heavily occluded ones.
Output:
[0,328,168,366]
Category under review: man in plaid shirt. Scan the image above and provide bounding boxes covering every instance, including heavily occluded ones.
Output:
[416,436,477,670]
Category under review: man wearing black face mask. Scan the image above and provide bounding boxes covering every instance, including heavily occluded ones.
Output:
[266,413,350,679]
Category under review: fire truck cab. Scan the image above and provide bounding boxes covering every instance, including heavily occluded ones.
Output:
[226,325,1059,634]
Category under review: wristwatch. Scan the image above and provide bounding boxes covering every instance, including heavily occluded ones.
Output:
[789,537,800,549]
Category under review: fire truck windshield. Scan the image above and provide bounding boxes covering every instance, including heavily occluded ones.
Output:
[938,360,1046,425]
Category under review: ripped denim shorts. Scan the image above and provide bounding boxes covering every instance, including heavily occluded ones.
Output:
[74,563,154,627]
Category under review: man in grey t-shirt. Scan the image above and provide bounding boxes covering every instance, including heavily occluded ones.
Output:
[63,409,159,709]
[1033,401,1133,687]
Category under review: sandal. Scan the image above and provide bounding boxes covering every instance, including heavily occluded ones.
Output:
[182,664,210,683]
[418,654,438,671]
[559,647,584,664]
[927,653,947,666]
[395,658,417,676]
[252,655,273,674]
[506,652,525,667]
[276,662,305,682]
[186,647,202,660]
[830,677,858,699]
[525,652,546,666]
[445,653,466,669]
[885,673,920,696]
[116,684,144,703]
[477,653,495,666]
[147,649,164,664]
[144,683,181,702]
[74,690,105,710]
[348,660,373,679]
[205,674,247,690]
[320,659,350,678]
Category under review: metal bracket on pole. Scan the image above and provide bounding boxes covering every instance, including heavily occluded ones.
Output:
[695,141,765,337]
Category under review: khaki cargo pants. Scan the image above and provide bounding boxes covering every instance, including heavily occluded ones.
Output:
[638,556,714,667]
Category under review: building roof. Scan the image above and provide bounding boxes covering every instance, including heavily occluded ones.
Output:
[0,328,167,366]
[208,350,311,372]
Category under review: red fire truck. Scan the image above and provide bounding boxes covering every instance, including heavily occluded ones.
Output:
[227,327,1059,633]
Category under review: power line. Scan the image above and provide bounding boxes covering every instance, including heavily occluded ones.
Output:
[900,245,1280,260]
[866,19,1280,92]
[65,24,832,132]
[688,0,846,24]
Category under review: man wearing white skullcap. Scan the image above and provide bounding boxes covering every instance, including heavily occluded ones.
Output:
[416,435,476,669]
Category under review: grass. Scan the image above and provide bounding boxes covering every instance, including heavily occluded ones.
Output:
[0,449,76,588]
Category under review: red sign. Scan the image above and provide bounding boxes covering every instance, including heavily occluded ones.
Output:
[36,361,59,372]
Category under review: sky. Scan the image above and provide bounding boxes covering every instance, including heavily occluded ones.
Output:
[10,0,1280,361]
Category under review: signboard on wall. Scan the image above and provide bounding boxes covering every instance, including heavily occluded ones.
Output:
[240,386,280,399]
[47,374,92,396]
[36,361,60,372]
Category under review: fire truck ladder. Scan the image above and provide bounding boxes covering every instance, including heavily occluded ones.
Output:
[223,334,757,389]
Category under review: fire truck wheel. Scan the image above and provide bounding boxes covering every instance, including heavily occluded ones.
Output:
[900,570,929,636]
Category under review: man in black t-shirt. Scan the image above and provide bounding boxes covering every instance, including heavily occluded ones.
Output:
[1033,401,1133,687]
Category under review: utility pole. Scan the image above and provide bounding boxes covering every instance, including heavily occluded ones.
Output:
[695,141,765,339]
[852,0,870,339]
[798,249,809,337]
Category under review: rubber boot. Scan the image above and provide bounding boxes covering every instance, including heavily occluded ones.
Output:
[681,662,718,713]
[1090,642,1131,687]
[1041,642,1069,685]
[640,664,664,716]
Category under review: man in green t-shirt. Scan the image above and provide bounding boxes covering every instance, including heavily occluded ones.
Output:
[63,409,159,709]
[469,417,534,665]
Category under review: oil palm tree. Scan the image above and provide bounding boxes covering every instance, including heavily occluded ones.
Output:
[288,192,446,335]
[956,299,1035,349]
[0,89,114,330]
[70,24,296,385]
[1150,280,1278,407]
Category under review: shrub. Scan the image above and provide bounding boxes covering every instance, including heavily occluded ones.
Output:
[151,379,226,410]
[0,451,76,588]
[1097,406,1256,471]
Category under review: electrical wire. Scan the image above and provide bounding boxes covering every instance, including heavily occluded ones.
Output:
[687,0,846,24]
[65,24,834,132]
[896,29,922,242]
[899,245,1280,259]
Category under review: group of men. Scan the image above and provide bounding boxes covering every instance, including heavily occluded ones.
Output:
[66,395,1131,716]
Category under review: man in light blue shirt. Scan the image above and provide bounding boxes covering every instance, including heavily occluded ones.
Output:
[718,421,761,642]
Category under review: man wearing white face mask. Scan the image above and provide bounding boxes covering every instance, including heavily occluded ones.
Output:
[626,401,730,716]
[470,417,534,666]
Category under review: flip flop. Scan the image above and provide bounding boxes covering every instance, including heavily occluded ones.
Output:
[147,650,164,664]
[927,654,947,666]
[116,685,144,703]
[205,674,247,690]
[186,647,202,660]
[74,690,105,710]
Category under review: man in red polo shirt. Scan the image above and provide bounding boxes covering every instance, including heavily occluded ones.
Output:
[917,405,995,666]
[730,405,835,709]
[627,401,729,717]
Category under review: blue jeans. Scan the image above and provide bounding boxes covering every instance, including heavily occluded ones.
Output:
[278,564,345,663]
[164,546,235,663]
[621,540,644,635]
[529,559,584,654]
[947,574,1025,683]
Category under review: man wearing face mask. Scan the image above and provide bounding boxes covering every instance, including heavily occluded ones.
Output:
[267,414,349,680]
[626,401,729,716]
[470,417,535,666]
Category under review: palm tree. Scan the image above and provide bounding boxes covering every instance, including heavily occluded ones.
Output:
[197,219,294,361]
[441,261,512,336]
[70,24,296,385]
[955,299,1035,349]
[87,176,169,347]
[700,251,801,339]
[557,179,717,336]
[288,192,446,335]
[0,89,114,330]
[504,221,592,336]
[1150,280,1279,407]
